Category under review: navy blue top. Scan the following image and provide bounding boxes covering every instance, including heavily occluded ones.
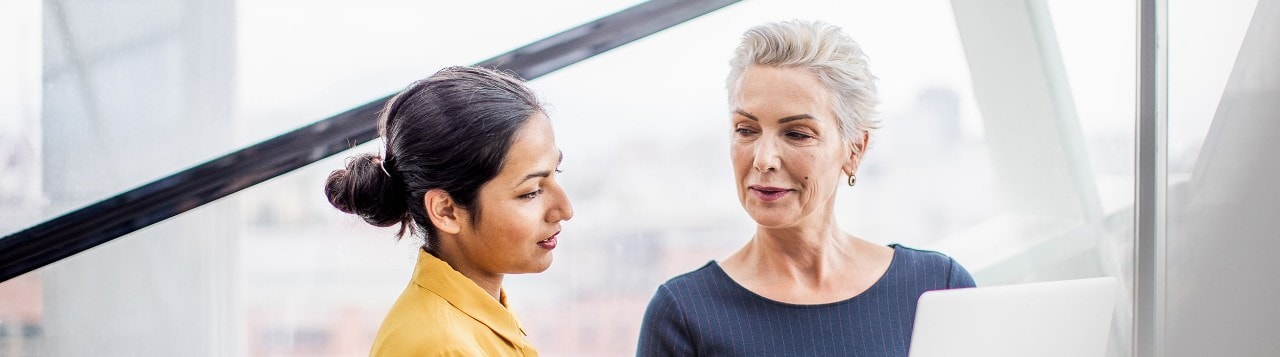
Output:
[637,244,975,357]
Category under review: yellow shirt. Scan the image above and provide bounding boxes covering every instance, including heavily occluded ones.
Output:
[370,250,538,356]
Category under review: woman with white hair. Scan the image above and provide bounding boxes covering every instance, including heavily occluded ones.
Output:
[637,20,975,356]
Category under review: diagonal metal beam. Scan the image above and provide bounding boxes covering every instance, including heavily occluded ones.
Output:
[0,0,741,282]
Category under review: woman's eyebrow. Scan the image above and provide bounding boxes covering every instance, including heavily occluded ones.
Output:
[512,151,564,189]
[777,114,814,123]
[734,109,814,123]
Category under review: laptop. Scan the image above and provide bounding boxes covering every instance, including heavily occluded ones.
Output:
[908,276,1119,357]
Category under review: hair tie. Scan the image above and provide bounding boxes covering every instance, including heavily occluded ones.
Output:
[378,139,392,177]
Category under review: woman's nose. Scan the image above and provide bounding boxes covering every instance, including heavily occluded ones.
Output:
[548,183,574,222]
[752,136,780,172]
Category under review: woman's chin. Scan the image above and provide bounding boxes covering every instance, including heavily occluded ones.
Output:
[515,255,553,274]
[746,210,798,229]
[534,259,552,273]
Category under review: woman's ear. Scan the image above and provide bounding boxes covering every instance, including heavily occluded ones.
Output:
[424,189,463,234]
[843,131,870,176]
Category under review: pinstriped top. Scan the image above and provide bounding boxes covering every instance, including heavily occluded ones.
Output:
[637,244,975,357]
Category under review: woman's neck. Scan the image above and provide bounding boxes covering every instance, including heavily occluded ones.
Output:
[431,247,505,302]
[721,227,894,304]
[745,225,859,285]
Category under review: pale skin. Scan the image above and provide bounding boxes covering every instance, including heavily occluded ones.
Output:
[719,65,895,304]
[423,112,573,301]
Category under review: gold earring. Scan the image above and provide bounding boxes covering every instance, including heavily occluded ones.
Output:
[847,174,857,187]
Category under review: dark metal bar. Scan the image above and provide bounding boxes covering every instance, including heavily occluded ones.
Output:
[1135,0,1167,355]
[0,0,740,282]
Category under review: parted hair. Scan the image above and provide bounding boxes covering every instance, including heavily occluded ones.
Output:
[727,19,880,152]
[325,66,543,252]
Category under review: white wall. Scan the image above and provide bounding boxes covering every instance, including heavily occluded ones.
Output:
[1165,1,1280,355]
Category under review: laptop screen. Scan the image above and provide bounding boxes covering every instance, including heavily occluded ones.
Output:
[908,276,1119,357]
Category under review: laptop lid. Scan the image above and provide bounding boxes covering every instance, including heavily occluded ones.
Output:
[908,276,1119,357]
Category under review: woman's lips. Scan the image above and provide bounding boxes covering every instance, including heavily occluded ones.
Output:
[537,232,559,250]
[749,185,792,202]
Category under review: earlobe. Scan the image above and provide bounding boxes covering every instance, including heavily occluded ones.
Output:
[424,189,462,234]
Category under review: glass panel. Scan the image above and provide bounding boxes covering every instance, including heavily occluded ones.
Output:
[1165,1,1280,355]
[0,0,645,237]
[0,0,43,240]
[2,0,1142,355]
[1167,0,1257,176]
[1045,1,1137,354]
[232,0,647,148]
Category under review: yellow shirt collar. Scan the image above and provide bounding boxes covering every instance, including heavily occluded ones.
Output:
[412,250,529,343]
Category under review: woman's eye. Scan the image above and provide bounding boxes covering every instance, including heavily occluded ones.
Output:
[786,131,814,139]
[734,128,758,136]
[520,189,544,200]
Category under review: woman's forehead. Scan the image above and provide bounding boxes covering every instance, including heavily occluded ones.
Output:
[496,114,559,178]
[735,67,831,108]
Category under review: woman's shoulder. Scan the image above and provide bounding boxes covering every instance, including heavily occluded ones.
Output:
[371,310,479,356]
[658,261,723,285]
[371,331,478,356]
[372,293,523,356]
[886,243,976,288]
[382,281,459,320]
[653,261,736,297]
[376,286,446,317]
[888,244,959,265]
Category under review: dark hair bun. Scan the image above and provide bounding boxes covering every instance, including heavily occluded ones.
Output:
[324,153,408,227]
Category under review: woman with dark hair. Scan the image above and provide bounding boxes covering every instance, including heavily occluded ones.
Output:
[325,66,572,356]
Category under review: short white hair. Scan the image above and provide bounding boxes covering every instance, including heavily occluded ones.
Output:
[727,20,880,150]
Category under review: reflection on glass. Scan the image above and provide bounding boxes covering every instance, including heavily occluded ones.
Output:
[1166,1,1279,355]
